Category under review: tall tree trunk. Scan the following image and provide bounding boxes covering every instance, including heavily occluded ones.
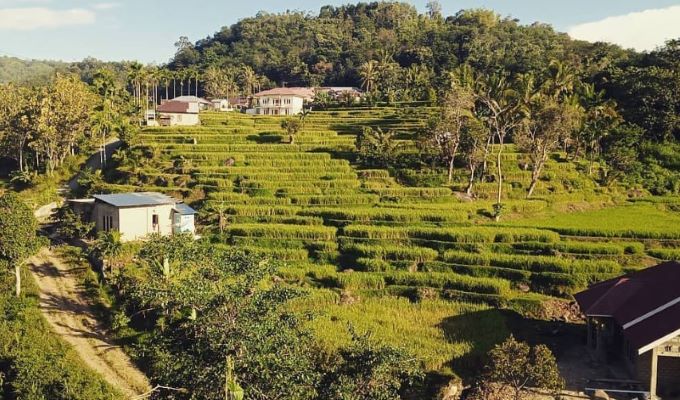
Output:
[447,157,455,184]
[495,134,504,221]
[15,263,21,297]
[466,165,476,195]
[527,169,540,198]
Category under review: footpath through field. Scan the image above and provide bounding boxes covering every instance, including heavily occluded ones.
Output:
[27,248,152,398]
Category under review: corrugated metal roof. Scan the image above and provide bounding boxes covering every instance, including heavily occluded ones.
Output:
[174,203,197,215]
[93,192,175,207]
[157,100,194,114]
[575,261,680,352]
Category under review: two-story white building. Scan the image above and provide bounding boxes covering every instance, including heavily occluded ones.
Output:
[250,87,315,116]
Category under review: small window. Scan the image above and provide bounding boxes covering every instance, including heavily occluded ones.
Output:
[103,215,107,231]
[152,214,159,226]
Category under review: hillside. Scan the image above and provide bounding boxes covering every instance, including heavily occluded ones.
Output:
[0,56,67,84]
[101,109,680,388]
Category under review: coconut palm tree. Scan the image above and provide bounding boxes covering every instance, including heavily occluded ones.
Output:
[241,66,257,96]
[359,60,378,93]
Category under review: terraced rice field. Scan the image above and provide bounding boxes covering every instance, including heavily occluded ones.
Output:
[110,107,680,375]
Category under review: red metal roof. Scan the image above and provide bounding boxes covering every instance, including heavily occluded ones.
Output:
[575,261,680,352]
[157,100,195,114]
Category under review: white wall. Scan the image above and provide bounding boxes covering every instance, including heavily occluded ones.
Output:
[93,203,175,242]
[159,112,200,126]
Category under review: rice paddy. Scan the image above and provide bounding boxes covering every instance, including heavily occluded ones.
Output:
[114,108,680,376]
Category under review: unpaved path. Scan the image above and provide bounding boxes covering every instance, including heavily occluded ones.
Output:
[27,248,151,399]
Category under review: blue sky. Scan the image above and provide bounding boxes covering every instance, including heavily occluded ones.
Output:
[0,0,679,63]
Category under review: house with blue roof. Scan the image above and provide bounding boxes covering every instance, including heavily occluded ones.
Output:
[71,192,197,242]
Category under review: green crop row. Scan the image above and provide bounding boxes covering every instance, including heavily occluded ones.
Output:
[224,223,337,241]
[342,225,560,244]
[512,241,626,255]
[343,243,439,262]
[298,207,469,224]
[442,250,621,274]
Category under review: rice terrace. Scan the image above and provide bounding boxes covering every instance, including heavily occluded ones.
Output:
[1,1,680,400]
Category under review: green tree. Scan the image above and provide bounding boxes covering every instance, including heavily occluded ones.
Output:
[281,118,302,144]
[0,193,40,297]
[483,336,564,400]
[516,94,582,198]
[356,127,400,169]
[600,123,643,185]
[359,61,378,93]
[475,72,524,219]
[422,83,476,183]
[91,230,123,275]
[319,331,423,400]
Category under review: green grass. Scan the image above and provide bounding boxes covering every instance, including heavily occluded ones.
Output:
[502,202,680,239]
[290,295,510,372]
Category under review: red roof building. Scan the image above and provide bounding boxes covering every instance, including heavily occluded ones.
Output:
[575,261,680,398]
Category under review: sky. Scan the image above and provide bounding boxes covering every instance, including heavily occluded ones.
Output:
[0,0,679,63]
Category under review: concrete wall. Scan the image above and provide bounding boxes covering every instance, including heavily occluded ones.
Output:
[93,203,175,242]
[159,112,200,126]
[93,202,120,233]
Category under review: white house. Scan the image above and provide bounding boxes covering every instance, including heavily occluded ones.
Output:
[157,100,200,126]
[72,192,197,242]
[250,87,315,116]
[211,99,231,111]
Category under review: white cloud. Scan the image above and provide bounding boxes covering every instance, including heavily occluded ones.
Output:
[0,7,95,30]
[92,2,119,10]
[568,5,680,52]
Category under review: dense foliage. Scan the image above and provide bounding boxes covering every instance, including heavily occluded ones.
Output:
[113,235,421,400]
[0,193,40,297]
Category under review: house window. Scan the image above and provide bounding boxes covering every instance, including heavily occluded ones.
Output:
[103,215,107,230]
[108,216,113,230]
[152,214,159,226]
[177,114,182,122]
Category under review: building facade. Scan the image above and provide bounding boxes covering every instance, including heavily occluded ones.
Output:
[157,100,200,126]
[251,87,314,116]
[576,261,680,399]
[73,192,197,242]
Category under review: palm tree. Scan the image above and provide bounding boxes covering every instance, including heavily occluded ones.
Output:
[359,60,378,93]
[159,69,170,101]
[299,108,312,130]
[179,69,186,96]
[241,66,257,96]
[544,59,575,100]
[92,230,123,277]
[172,70,178,99]
[126,62,143,107]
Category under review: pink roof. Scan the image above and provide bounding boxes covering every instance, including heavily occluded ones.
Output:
[254,87,315,100]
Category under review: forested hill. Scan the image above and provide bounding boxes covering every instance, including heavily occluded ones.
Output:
[0,56,68,84]
[176,2,631,87]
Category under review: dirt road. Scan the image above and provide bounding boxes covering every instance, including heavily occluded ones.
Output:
[27,248,151,399]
